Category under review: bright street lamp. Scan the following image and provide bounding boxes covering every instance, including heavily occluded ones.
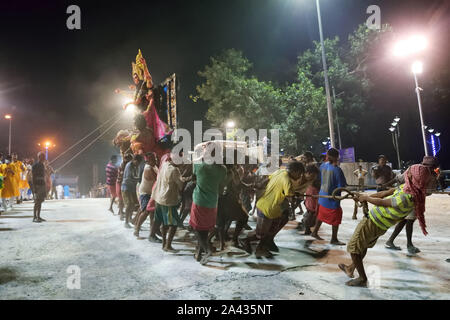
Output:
[389,127,396,132]
[394,116,400,122]
[393,34,428,156]
[393,35,427,57]
[4,114,12,155]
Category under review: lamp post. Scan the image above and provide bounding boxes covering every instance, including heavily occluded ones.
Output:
[315,0,335,148]
[389,116,401,169]
[392,35,428,157]
[411,61,428,156]
[332,87,344,150]
[38,141,56,160]
[4,114,12,155]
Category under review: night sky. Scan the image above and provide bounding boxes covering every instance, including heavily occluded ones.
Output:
[0,0,448,193]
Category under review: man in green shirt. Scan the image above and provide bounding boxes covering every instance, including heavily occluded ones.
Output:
[189,153,227,265]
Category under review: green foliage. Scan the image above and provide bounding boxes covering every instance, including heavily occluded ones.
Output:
[195,24,394,154]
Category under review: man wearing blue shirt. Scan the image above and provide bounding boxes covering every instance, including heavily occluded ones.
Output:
[311,148,347,245]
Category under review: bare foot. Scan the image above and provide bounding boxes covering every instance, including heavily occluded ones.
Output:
[239,239,252,254]
[148,235,162,243]
[330,239,345,246]
[194,246,203,261]
[345,277,367,287]
[311,233,324,240]
[255,246,273,259]
[385,241,401,250]
[200,251,212,265]
[163,246,179,253]
[352,215,357,220]
[133,230,139,237]
[38,217,46,222]
[338,263,355,278]
[407,245,420,254]
[108,208,114,214]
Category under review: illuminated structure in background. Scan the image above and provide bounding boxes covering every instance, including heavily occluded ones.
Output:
[424,126,442,157]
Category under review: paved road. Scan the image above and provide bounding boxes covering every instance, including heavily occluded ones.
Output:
[0,196,449,299]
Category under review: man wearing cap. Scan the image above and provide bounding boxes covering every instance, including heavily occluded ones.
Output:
[338,157,438,287]
[371,155,395,192]
[385,156,439,255]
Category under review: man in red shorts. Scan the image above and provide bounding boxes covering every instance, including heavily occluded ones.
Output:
[311,148,347,245]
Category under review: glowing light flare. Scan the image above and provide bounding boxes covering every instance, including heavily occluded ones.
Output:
[226,120,235,128]
[389,127,396,132]
[411,61,423,74]
[38,141,55,148]
[4,114,12,119]
[393,35,427,57]
[125,104,137,114]
[122,97,134,105]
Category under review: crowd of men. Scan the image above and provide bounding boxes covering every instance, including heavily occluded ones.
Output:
[105,145,441,287]
[0,152,58,212]
[0,152,54,222]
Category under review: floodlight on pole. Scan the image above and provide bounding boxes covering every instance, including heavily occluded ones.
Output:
[435,132,441,137]
[4,114,12,155]
[428,128,434,133]
[389,127,396,132]
[394,116,400,122]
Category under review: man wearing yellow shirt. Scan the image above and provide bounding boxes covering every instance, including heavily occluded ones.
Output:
[253,161,305,258]
[11,153,25,204]
[1,155,17,210]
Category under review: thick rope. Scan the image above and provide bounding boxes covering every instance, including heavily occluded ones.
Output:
[55,115,123,172]
[49,111,123,165]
